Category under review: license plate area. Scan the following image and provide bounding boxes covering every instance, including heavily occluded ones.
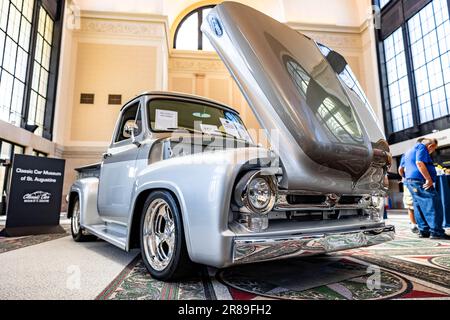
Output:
[288,210,341,222]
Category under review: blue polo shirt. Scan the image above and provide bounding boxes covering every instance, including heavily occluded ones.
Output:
[399,155,405,169]
[401,143,437,182]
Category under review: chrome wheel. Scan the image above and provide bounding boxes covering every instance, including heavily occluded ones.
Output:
[142,199,176,271]
[72,200,81,235]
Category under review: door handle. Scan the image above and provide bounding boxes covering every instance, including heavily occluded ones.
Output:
[103,153,112,160]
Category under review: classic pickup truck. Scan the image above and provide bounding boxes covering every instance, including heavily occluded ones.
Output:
[68,2,395,281]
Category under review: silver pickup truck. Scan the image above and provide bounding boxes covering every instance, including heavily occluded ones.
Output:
[68,2,395,281]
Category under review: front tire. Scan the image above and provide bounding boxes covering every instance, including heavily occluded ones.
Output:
[140,191,195,281]
[70,195,96,242]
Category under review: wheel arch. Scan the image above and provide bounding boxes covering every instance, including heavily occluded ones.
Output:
[67,178,102,227]
[67,190,80,219]
[128,187,189,253]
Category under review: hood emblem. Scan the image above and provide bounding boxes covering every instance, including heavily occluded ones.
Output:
[209,16,223,37]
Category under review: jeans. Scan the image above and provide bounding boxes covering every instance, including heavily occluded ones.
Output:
[406,180,445,236]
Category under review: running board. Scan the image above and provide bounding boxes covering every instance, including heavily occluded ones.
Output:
[84,223,128,250]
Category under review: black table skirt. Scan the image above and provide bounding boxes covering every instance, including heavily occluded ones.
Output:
[436,175,450,228]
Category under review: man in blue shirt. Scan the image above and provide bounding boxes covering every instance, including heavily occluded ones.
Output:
[401,138,449,240]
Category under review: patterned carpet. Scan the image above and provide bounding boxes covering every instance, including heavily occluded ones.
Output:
[2,214,449,300]
[96,258,208,300]
[0,223,70,254]
[98,214,450,300]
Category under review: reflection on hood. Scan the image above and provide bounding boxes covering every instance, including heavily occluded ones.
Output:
[201,1,390,189]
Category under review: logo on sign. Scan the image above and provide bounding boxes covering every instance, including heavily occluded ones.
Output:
[23,191,51,203]
[209,16,223,37]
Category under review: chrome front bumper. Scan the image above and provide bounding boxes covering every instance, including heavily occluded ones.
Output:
[232,225,395,264]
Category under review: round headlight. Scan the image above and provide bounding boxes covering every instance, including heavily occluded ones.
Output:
[234,171,277,214]
[248,177,272,210]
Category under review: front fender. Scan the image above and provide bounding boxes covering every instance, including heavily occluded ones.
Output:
[129,147,277,267]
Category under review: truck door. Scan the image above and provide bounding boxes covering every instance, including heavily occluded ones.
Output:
[97,100,143,224]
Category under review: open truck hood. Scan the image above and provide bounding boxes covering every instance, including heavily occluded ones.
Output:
[201,2,391,193]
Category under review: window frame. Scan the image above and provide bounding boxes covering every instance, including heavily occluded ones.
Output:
[147,98,246,132]
[0,139,24,204]
[375,0,450,144]
[145,96,255,144]
[32,149,47,157]
[113,100,143,145]
[0,0,65,141]
[173,5,215,51]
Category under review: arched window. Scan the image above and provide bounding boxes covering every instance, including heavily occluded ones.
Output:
[174,5,215,51]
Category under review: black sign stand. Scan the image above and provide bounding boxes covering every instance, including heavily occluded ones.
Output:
[1,154,66,237]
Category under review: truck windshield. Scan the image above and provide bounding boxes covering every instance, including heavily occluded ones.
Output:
[147,99,253,143]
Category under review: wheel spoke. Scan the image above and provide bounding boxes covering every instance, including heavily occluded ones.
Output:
[167,237,175,253]
[164,220,174,236]
[155,232,164,246]
[146,236,156,258]
[158,242,168,260]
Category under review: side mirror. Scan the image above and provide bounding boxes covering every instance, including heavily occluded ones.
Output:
[124,121,140,146]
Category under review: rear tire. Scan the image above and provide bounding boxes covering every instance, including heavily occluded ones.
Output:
[70,195,96,242]
[140,191,196,281]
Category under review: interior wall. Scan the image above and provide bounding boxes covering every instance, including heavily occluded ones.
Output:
[361,23,385,128]
[54,10,170,207]
[0,120,57,156]
[168,51,262,142]
[63,12,169,147]
[70,43,157,142]
[283,0,362,26]
[73,0,164,15]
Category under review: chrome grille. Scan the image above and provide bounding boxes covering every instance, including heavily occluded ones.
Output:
[275,192,368,211]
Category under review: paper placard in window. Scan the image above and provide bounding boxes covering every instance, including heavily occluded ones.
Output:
[200,124,220,135]
[220,118,240,138]
[155,109,178,130]
[234,122,252,142]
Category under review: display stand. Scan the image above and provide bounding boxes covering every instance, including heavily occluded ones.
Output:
[1,155,66,237]
[436,175,450,229]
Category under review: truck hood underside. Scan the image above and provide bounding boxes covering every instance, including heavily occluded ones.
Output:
[201,2,390,192]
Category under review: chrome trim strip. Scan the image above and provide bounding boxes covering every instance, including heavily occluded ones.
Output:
[232,225,395,264]
[274,193,370,211]
[83,225,127,250]
[274,203,366,211]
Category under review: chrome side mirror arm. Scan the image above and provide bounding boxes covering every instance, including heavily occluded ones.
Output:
[125,123,141,148]
[130,129,141,148]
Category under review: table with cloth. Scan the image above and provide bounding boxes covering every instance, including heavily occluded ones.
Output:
[436,175,450,229]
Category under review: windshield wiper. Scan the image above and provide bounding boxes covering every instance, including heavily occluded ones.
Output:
[166,127,205,135]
